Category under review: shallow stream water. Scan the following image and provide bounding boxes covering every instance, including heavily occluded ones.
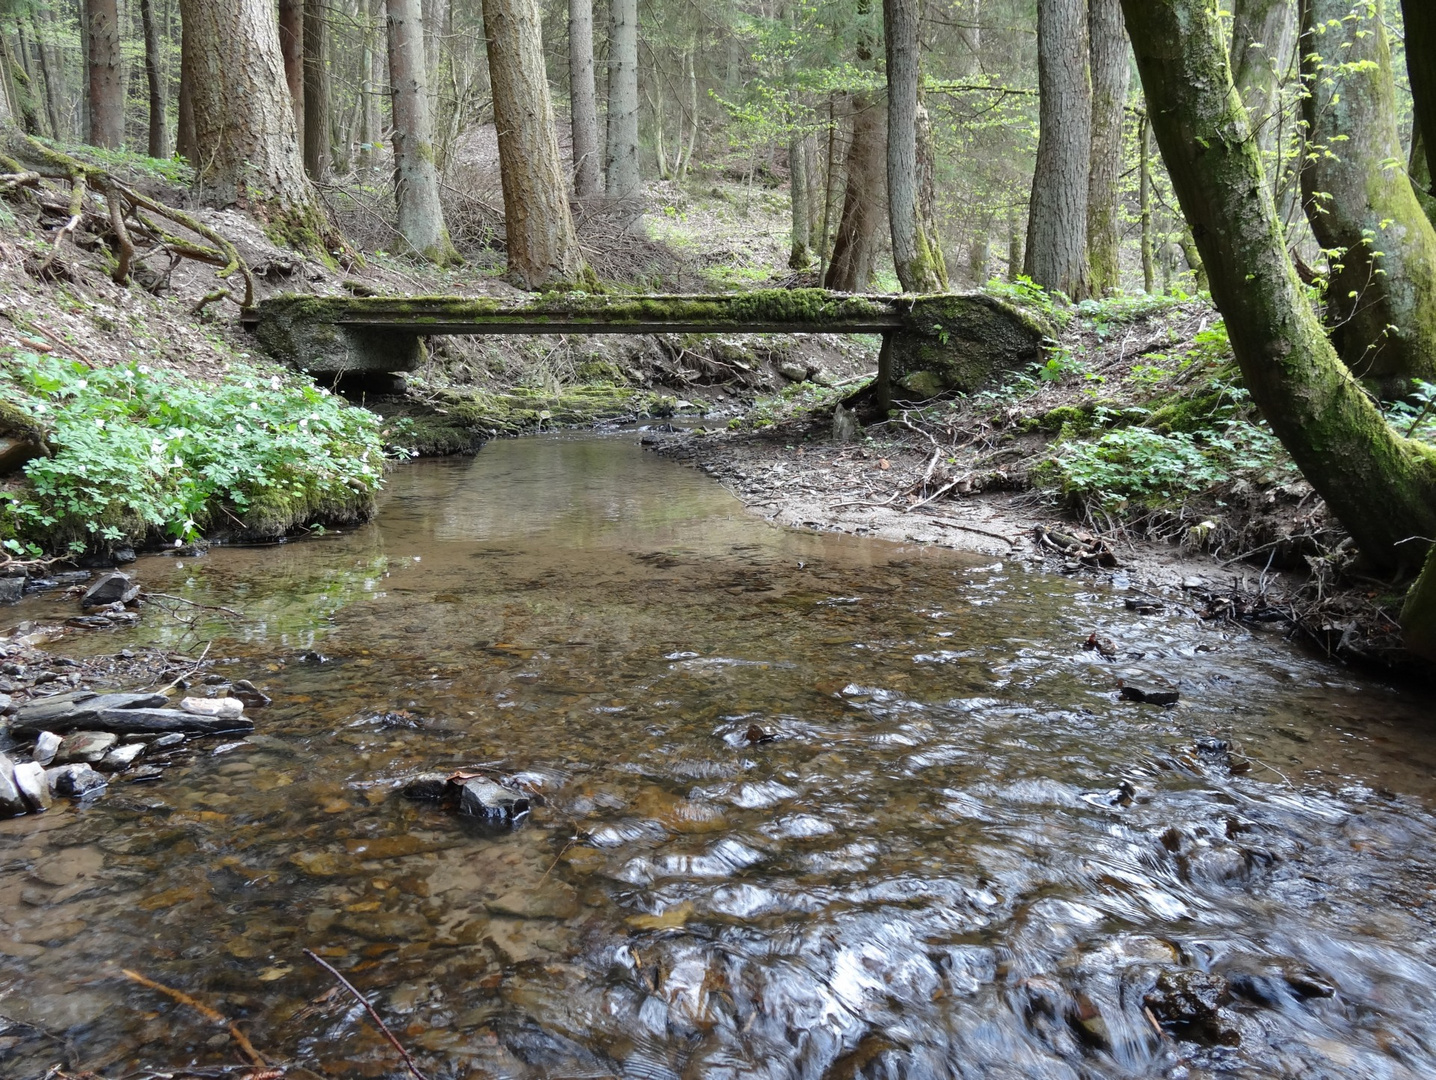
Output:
[3,434,1436,1079]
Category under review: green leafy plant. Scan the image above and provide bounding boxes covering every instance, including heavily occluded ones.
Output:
[1045,427,1228,509]
[0,353,387,553]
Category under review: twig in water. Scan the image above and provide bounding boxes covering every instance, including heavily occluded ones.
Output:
[303,949,431,1080]
[147,591,245,619]
[121,968,267,1069]
[159,640,213,692]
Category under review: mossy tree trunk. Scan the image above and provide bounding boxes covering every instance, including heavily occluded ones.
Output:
[1120,0,1436,580]
[885,0,945,292]
[1299,0,1436,395]
[386,0,458,263]
[179,0,333,254]
[482,0,587,288]
[1025,0,1092,300]
[85,0,123,148]
[1087,0,1129,296]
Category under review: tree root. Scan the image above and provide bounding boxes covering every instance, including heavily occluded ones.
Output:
[0,131,255,309]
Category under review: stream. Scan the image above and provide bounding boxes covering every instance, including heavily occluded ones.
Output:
[3,433,1436,1080]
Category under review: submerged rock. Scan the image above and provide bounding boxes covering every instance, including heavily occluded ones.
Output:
[46,763,108,798]
[459,777,530,823]
[1145,969,1237,1045]
[230,680,273,708]
[402,772,453,801]
[80,572,140,609]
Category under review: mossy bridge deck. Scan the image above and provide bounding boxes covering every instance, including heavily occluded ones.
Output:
[242,290,1049,396]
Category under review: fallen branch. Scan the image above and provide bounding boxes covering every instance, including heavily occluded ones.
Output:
[121,968,267,1069]
[37,173,86,276]
[303,949,431,1080]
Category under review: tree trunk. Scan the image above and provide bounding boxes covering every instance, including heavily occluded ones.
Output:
[387,0,457,262]
[1139,111,1155,293]
[178,0,331,249]
[86,0,124,147]
[2,30,41,136]
[31,14,63,139]
[914,99,948,288]
[278,0,304,145]
[604,0,640,207]
[35,6,66,139]
[824,95,886,292]
[817,94,840,281]
[1025,0,1091,299]
[1414,126,1436,228]
[139,0,167,157]
[361,0,383,171]
[1120,0,1436,578]
[1007,213,1023,281]
[482,0,586,288]
[1229,0,1295,151]
[176,5,195,162]
[789,132,811,268]
[1086,0,1128,296]
[1300,0,1436,395]
[303,0,330,179]
[568,0,601,197]
[1401,0,1434,181]
[885,0,943,291]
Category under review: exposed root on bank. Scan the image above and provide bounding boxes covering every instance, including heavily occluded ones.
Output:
[0,132,254,308]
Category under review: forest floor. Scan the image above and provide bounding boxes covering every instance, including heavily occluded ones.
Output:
[0,139,1425,676]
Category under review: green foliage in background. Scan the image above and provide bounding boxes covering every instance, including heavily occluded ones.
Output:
[0,353,386,556]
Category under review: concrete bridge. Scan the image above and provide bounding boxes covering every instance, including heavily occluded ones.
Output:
[242,289,1050,399]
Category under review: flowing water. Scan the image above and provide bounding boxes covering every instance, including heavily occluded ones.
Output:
[3,434,1436,1080]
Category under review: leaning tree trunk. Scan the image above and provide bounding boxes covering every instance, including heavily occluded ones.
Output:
[1025,0,1091,299]
[568,0,601,198]
[1086,0,1129,296]
[278,0,304,141]
[1119,0,1436,581]
[386,0,458,263]
[824,95,887,292]
[482,0,587,288]
[178,0,332,251]
[139,0,167,158]
[86,0,123,148]
[303,0,330,179]
[604,0,641,208]
[1299,0,1436,395]
[886,0,944,292]
[31,14,63,139]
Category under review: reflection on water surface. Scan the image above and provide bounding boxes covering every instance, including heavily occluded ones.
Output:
[2,435,1436,1080]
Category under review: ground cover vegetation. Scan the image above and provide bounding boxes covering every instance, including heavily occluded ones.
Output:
[0,0,1432,670]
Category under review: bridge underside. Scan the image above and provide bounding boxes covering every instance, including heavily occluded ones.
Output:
[242,290,1050,400]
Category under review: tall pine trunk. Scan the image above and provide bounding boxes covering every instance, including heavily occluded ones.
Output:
[1299,0,1436,394]
[789,133,810,268]
[86,0,124,148]
[139,0,167,157]
[604,0,640,207]
[482,0,587,287]
[885,0,944,292]
[568,0,601,197]
[1025,0,1091,299]
[178,0,331,250]
[386,0,457,262]
[1119,0,1436,578]
[1086,0,1128,296]
[303,0,330,179]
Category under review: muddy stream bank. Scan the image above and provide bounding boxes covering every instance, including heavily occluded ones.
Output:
[2,433,1435,1080]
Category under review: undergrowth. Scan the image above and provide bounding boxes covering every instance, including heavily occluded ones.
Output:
[0,352,388,557]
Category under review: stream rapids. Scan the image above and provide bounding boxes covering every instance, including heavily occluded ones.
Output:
[2,434,1435,1080]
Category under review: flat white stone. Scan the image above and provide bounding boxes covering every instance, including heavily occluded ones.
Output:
[179,696,244,719]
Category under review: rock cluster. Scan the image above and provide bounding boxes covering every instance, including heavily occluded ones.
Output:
[402,770,532,824]
[0,689,256,818]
